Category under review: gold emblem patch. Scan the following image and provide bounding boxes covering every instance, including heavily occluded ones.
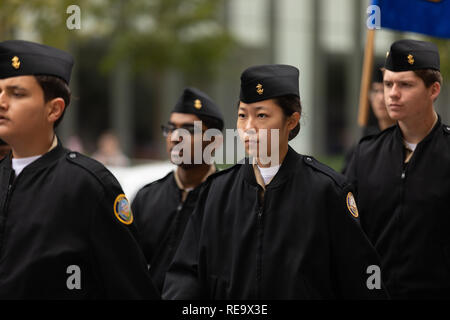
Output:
[11,56,20,69]
[346,192,359,218]
[256,83,264,95]
[113,194,133,225]
[194,99,202,109]
[407,54,415,65]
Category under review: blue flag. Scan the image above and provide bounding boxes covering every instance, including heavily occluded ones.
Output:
[372,0,450,38]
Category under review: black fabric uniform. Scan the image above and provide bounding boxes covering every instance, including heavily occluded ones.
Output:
[342,64,386,175]
[0,141,159,299]
[163,147,387,299]
[342,125,381,175]
[133,86,223,294]
[345,117,450,299]
[132,172,203,293]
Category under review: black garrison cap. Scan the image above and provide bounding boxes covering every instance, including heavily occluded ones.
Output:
[240,64,300,103]
[372,64,384,83]
[0,40,74,84]
[385,39,440,72]
[172,87,224,131]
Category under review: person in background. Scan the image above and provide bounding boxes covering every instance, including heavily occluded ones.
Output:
[132,87,224,294]
[92,130,130,167]
[66,135,85,154]
[342,64,395,174]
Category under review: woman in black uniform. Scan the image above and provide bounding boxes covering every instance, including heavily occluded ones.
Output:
[163,64,387,299]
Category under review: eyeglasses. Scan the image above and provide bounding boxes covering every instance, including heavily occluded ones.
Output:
[161,124,198,137]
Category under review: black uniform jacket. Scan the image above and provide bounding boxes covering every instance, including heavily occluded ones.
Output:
[0,142,158,299]
[132,171,203,293]
[163,147,387,299]
[342,125,381,175]
[345,116,450,299]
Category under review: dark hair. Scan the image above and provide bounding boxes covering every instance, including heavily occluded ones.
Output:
[381,68,443,88]
[197,114,224,132]
[274,95,302,141]
[34,75,71,128]
[413,69,443,88]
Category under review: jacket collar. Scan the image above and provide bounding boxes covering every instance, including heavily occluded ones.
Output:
[242,145,301,189]
[1,137,67,173]
[394,113,442,147]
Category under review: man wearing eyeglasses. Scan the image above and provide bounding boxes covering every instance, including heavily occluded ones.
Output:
[131,87,224,294]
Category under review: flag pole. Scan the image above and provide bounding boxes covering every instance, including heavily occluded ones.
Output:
[358,28,376,127]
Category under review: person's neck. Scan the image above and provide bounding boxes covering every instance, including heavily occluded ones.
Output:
[399,110,438,144]
[12,132,55,159]
[176,164,214,190]
[378,118,396,131]
[256,144,288,168]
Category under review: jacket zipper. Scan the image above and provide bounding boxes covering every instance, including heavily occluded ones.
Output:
[394,163,408,294]
[170,202,184,250]
[256,186,265,299]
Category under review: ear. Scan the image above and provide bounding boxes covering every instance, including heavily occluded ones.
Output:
[287,112,301,131]
[430,81,441,102]
[46,98,65,125]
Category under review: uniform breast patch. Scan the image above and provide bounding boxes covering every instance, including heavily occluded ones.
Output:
[113,194,134,225]
[346,192,359,218]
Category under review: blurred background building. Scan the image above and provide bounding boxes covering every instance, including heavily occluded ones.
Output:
[2,0,450,174]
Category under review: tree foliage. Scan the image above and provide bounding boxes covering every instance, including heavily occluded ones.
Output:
[0,0,234,79]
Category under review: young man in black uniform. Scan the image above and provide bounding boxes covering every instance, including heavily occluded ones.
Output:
[0,40,158,299]
[345,39,449,299]
[132,87,224,293]
[163,65,387,299]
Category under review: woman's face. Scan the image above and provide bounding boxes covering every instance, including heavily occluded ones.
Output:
[237,99,297,163]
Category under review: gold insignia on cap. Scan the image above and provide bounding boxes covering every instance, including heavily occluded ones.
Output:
[256,83,264,95]
[11,56,20,70]
[194,99,202,110]
[346,192,359,218]
[386,51,390,58]
[407,54,415,65]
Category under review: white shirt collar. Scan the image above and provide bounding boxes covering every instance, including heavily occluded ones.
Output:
[11,135,58,176]
[257,164,281,186]
[12,155,42,176]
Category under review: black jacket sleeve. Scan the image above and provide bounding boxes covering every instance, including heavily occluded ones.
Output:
[328,184,389,299]
[162,184,209,300]
[89,182,160,299]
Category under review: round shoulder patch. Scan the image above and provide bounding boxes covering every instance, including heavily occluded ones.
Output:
[113,194,134,225]
[346,192,359,218]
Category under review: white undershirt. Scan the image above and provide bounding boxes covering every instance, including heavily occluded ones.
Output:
[12,155,42,176]
[11,136,58,176]
[257,164,281,185]
[404,141,417,152]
